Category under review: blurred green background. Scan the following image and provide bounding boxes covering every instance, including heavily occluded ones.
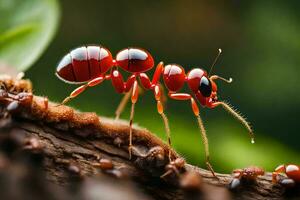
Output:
[1,0,300,173]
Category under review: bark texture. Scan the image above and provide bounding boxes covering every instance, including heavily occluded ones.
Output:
[0,76,299,200]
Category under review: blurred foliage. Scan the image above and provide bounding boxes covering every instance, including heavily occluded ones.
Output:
[1,0,300,173]
[0,0,59,71]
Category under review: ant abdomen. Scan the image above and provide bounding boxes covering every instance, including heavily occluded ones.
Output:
[56,46,113,83]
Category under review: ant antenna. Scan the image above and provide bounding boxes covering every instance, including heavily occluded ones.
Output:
[208,48,222,76]
[210,75,233,84]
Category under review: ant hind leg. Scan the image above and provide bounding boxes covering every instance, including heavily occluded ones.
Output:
[60,76,105,105]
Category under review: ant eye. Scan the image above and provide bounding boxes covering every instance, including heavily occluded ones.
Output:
[199,76,212,97]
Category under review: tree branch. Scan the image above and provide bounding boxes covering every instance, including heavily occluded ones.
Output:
[0,77,298,200]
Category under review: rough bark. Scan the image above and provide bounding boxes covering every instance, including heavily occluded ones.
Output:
[0,77,299,200]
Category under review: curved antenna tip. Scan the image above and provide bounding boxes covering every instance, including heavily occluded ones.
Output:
[251,138,255,144]
[210,76,233,83]
[218,48,222,53]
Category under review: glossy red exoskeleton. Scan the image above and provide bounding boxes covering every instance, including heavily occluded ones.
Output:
[56,46,113,83]
[272,164,300,187]
[56,46,255,177]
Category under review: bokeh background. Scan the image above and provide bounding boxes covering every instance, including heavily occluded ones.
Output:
[2,0,300,173]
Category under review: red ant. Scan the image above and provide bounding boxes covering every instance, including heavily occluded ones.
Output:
[272,164,300,187]
[55,46,171,160]
[56,46,255,177]
[229,166,264,189]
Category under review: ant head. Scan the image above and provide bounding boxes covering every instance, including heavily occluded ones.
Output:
[187,49,232,107]
[187,68,216,107]
[187,70,232,107]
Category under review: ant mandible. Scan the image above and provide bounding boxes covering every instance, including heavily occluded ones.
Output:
[158,49,255,176]
[55,46,171,160]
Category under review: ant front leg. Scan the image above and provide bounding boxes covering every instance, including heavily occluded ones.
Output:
[169,93,217,177]
[111,69,138,159]
[60,76,105,105]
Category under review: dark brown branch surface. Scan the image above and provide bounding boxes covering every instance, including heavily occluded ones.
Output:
[0,77,298,200]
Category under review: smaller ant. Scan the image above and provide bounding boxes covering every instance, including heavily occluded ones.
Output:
[272,164,300,187]
[229,166,264,189]
[160,157,185,178]
[0,73,33,113]
[0,72,32,93]
[0,73,48,115]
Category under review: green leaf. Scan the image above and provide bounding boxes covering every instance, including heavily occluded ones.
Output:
[0,0,60,71]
